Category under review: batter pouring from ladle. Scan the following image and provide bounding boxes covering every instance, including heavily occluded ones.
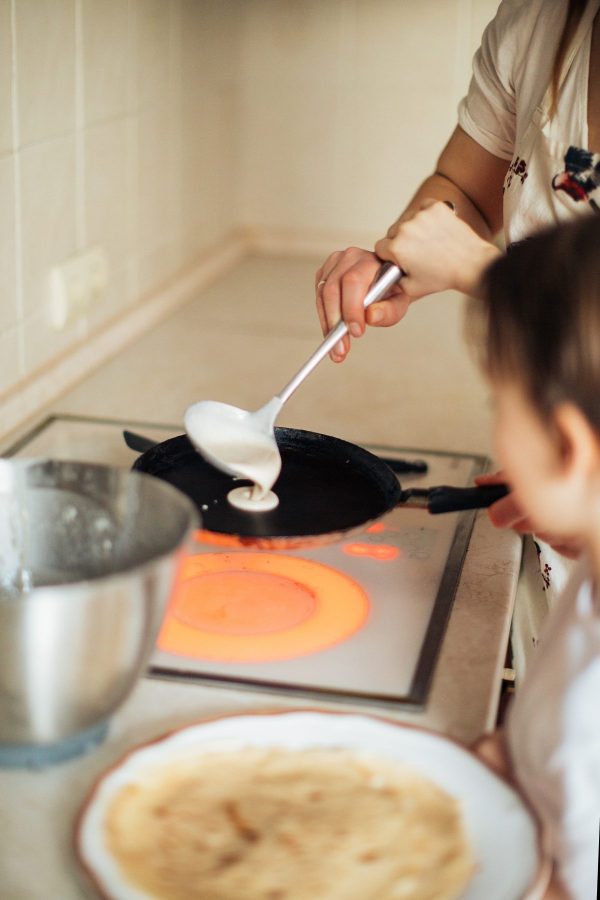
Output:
[184,265,402,512]
[184,399,282,512]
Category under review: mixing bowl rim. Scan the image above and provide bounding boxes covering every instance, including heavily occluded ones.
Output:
[0,457,199,600]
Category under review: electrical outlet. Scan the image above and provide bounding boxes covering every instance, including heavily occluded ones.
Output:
[48,247,109,330]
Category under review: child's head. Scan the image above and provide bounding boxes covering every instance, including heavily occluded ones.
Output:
[471,216,600,542]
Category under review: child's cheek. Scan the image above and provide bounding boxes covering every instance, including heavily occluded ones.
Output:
[491,410,518,482]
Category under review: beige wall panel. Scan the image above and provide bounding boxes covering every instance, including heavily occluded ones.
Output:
[237,0,491,240]
[16,0,76,147]
[0,0,13,154]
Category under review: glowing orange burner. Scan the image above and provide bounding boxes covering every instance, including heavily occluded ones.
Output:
[176,571,316,635]
[158,552,369,663]
[342,543,400,561]
[366,523,387,534]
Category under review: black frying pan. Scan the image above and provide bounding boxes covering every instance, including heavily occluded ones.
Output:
[126,428,508,546]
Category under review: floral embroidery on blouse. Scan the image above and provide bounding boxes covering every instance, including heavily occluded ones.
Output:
[534,540,552,592]
[552,146,600,213]
[503,155,529,193]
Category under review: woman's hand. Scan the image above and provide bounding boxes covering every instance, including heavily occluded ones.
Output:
[314,126,509,363]
[475,472,583,559]
[315,200,501,363]
[374,199,501,299]
[315,248,410,363]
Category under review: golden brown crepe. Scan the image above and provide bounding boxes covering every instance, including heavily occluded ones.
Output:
[105,747,474,900]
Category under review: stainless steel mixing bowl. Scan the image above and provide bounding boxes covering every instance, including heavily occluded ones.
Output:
[0,459,197,766]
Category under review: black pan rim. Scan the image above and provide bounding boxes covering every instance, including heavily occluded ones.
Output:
[131,426,402,547]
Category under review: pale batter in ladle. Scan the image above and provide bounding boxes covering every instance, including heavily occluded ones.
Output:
[185,264,402,511]
[184,398,282,512]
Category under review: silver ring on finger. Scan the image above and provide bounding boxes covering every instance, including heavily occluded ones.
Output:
[317,279,327,289]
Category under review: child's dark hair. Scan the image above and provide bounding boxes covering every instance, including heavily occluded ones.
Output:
[469,216,600,431]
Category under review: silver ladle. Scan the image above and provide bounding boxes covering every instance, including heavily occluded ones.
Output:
[184,262,402,510]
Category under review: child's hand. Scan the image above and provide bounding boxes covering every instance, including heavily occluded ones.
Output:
[471,730,514,783]
[475,473,583,559]
[471,736,570,900]
[472,734,568,899]
[543,869,570,899]
[475,472,534,532]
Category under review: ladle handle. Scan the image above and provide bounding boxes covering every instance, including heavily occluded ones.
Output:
[277,262,403,406]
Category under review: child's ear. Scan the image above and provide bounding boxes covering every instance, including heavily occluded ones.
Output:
[552,402,600,479]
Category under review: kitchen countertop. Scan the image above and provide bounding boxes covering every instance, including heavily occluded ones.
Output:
[0,256,521,897]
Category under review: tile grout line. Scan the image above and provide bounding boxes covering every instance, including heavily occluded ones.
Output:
[74,0,85,252]
[10,0,24,378]
[168,0,183,266]
[75,0,91,344]
[127,0,140,306]
[11,110,143,155]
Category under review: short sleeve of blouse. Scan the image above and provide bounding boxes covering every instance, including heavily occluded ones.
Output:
[457,0,528,161]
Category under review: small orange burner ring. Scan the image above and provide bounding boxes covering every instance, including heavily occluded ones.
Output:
[158,552,369,663]
[366,523,387,534]
[342,542,400,561]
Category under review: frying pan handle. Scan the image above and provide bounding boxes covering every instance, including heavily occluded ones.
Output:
[123,430,159,454]
[276,262,403,406]
[400,483,510,514]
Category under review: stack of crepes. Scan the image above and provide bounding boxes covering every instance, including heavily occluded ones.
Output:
[104,747,474,900]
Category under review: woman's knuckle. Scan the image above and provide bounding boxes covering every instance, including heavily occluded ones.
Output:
[341,269,364,288]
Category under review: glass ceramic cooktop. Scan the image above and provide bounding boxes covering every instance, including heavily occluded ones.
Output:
[7,414,487,708]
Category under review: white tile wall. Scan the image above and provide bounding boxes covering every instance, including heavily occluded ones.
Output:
[0,0,13,155]
[0,0,242,403]
[85,260,136,330]
[0,0,501,413]
[84,118,135,271]
[84,117,138,324]
[135,0,172,112]
[137,108,172,261]
[0,156,17,331]
[0,327,20,396]
[236,0,349,234]
[15,0,76,148]
[21,305,76,374]
[237,0,501,239]
[82,0,134,126]
[179,0,239,262]
[19,136,78,319]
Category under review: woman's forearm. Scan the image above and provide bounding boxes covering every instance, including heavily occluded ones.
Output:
[315,128,508,349]
[396,172,497,241]
[386,126,508,241]
[373,129,507,298]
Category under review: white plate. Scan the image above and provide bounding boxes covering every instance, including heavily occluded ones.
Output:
[76,710,548,900]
